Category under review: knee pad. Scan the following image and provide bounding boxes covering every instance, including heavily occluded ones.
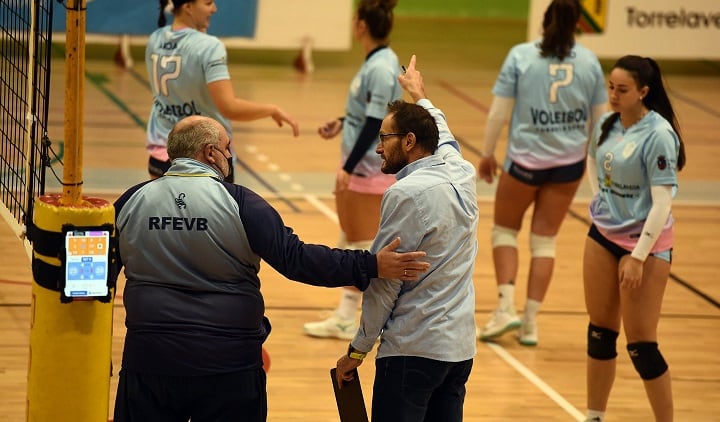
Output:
[492,225,518,249]
[530,233,556,258]
[627,342,668,380]
[346,240,373,251]
[587,323,619,360]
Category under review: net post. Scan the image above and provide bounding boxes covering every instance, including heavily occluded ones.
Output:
[60,0,86,206]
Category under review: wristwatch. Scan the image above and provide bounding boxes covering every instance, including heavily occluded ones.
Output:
[347,344,367,360]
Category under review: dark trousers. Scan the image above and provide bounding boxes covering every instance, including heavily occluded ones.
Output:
[371,356,473,422]
[114,368,267,422]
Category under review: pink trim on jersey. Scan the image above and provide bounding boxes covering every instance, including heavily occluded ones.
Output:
[347,172,395,194]
[598,225,674,254]
[148,145,169,162]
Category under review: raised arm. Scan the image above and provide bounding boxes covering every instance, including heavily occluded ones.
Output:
[397,55,425,102]
[399,55,460,153]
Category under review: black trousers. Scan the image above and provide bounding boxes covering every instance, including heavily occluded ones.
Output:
[114,368,267,422]
[371,356,473,422]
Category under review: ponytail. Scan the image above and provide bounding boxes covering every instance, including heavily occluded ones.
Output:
[643,57,686,170]
[539,0,580,60]
[357,0,398,41]
[158,0,195,28]
[597,112,619,147]
[158,0,169,27]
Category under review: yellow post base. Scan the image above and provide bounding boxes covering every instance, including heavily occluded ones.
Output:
[27,194,115,422]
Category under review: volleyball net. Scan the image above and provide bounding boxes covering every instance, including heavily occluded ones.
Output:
[0,0,54,253]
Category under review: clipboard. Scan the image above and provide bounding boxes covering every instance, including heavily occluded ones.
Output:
[330,368,369,422]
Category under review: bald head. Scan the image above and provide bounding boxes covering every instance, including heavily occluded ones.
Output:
[167,116,224,160]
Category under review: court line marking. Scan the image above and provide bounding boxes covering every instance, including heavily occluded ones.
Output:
[435,79,589,419]
[484,342,585,421]
[298,181,585,419]
[302,194,338,224]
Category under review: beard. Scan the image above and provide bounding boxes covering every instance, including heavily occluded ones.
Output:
[381,153,407,175]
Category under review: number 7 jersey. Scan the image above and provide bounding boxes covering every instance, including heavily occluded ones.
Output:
[492,39,607,169]
[145,26,232,152]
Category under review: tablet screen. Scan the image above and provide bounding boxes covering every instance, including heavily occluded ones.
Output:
[64,230,110,298]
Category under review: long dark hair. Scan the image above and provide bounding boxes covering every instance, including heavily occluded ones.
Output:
[539,0,580,60]
[357,0,398,41]
[158,0,194,27]
[598,55,686,170]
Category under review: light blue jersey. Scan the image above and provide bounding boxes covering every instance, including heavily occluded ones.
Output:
[342,46,402,177]
[493,40,607,169]
[145,26,231,151]
[589,111,680,251]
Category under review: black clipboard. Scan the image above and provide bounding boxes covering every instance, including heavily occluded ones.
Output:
[330,368,369,422]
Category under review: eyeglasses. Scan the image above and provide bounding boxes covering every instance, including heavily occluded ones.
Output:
[378,132,408,142]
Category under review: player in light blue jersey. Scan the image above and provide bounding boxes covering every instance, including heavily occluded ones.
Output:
[582,55,686,422]
[304,0,402,340]
[477,0,607,346]
[145,0,299,181]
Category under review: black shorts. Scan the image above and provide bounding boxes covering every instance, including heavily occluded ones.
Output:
[507,159,585,186]
[588,224,672,263]
[148,156,171,178]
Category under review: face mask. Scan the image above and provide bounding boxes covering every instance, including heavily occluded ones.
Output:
[223,155,234,183]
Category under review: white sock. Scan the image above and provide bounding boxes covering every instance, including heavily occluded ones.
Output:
[586,409,604,421]
[345,240,373,251]
[523,298,542,323]
[336,231,348,249]
[498,283,515,312]
[336,289,361,320]
[335,240,372,320]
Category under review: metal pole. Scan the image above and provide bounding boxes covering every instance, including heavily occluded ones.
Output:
[60,0,86,206]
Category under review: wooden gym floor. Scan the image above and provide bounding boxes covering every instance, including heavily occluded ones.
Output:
[1,17,719,421]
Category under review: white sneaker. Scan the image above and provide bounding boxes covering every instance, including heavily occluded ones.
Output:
[478,309,521,341]
[516,320,538,346]
[303,312,358,340]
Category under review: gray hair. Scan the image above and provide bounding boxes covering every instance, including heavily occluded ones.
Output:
[167,119,221,160]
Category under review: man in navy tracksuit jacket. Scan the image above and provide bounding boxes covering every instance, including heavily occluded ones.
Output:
[113,115,427,422]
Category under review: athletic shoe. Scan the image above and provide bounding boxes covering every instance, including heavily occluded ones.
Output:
[478,309,521,341]
[303,312,357,340]
[584,418,602,422]
[516,320,538,346]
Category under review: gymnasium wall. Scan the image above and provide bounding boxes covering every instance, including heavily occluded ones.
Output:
[528,0,720,60]
[49,0,531,51]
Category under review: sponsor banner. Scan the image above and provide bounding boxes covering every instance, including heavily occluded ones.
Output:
[528,0,720,59]
[577,0,609,33]
[51,0,257,37]
[45,0,352,51]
